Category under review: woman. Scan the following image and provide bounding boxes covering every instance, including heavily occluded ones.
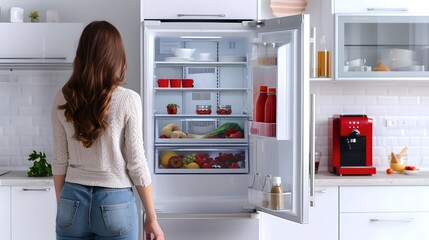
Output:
[51,21,164,240]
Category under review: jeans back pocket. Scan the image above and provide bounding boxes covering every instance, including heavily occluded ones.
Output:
[57,198,80,228]
[101,202,132,236]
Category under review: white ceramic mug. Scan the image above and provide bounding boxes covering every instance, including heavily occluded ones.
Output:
[348,58,366,67]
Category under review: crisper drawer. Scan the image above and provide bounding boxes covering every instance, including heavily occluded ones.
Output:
[340,212,429,240]
[155,117,248,144]
[155,146,249,174]
[340,186,429,213]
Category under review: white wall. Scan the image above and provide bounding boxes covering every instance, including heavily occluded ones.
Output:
[0,1,140,169]
[312,81,429,172]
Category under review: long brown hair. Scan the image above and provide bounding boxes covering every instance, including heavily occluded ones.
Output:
[59,21,127,148]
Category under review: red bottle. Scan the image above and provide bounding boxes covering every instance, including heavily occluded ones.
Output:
[255,85,268,122]
[264,88,276,123]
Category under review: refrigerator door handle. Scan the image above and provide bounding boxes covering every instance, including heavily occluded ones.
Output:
[309,94,316,207]
[177,14,226,18]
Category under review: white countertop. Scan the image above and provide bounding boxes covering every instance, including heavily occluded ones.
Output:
[316,171,429,186]
[1,171,429,187]
[0,171,53,186]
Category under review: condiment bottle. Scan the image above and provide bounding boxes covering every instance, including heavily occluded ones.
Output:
[264,88,276,123]
[255,85,268,122]
[262,174,272,208]
[317,35,331,78]
[251,172,263,191]
[270,176,284,210]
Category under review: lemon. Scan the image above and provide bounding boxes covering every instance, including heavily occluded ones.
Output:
[185,162,200,169]
[160,151,178,167]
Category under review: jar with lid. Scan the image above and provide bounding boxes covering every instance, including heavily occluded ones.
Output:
[255,85,268,122]
[196,105,212,115]
[216,105,232,115]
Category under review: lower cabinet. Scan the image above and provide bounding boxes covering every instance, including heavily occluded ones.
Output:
[339,186,429,240]
[0,186,11,240]
[260,187,338,240]
[11,185,56,240]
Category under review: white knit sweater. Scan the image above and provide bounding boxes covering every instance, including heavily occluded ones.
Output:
[51,86,152,188]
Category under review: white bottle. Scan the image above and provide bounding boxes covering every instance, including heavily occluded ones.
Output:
[270,176,284,210]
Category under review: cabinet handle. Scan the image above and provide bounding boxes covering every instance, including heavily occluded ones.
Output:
[370,218,414,223]
[367,8,409,12]
[22,188,51,192]
[177,14,226,18]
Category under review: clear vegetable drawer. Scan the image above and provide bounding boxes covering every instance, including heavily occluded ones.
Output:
[155,147,249,174]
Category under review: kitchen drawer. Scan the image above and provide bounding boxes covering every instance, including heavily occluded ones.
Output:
[340,186,429,212]
[340,212,429,240]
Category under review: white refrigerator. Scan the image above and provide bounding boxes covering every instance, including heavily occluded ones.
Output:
[141,14,314,240]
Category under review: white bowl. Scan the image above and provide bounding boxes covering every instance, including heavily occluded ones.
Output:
[172,48,195,58]
[404,169,420,175]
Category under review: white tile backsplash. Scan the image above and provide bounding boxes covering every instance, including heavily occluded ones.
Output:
[0,70,69,169]
[312,81,429,172]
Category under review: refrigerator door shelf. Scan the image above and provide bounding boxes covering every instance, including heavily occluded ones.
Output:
[248,188,292,212]
[155,146,249,174]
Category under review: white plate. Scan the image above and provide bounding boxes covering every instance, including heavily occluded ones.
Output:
[404,169,420,175]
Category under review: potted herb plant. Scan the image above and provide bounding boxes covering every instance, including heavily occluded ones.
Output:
[166,103,180,114]
[28,11,40,22]
[27,150,52,177]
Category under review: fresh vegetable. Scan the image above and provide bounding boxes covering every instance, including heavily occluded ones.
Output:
[188,122,243,139]
[386,168,394,175]
[27,150,52,177]
[405,165,417,170]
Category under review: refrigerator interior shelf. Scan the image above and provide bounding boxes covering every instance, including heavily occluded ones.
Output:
[155,114,249,118]
[248,188,292,212]
[156,138,248,144]
[155,168,249,174]
[154,87,250,92]
[155,61,247,66]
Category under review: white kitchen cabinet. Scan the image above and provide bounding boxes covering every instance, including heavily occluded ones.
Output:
[333,0,429,13]
[0,186,11,240]
[0,23,83,65]
[142,0,257,20]
[339,186,429,240]
[335,15,429,80]
[261,187,338,240]
[11,185,56,240]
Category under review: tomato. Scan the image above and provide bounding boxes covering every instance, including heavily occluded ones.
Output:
[386,168,394,174]
[405,165,417,170]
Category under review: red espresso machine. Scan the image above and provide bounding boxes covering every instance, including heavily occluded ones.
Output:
[329,114,376,175]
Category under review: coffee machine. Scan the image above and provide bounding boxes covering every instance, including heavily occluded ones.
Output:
[329,114,376,175]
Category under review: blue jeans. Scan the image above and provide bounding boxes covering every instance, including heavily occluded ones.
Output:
[56,182,138,240]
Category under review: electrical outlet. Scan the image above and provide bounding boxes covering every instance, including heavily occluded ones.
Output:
[385,119,397,128]
[398,118,417,128]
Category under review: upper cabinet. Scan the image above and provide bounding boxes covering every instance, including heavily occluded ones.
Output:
[335,15,429,80]
[0,23,83,67]
[142,0,257,20]
[333,0,429,14]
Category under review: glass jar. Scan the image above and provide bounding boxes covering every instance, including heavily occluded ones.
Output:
[196,105,212,115]
[216,105,232,115]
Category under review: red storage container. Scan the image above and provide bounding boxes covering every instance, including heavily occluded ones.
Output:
[170,79,181,88]
[157,79,169,88]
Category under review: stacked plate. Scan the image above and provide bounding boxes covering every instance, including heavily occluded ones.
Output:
[270,0,307,17]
